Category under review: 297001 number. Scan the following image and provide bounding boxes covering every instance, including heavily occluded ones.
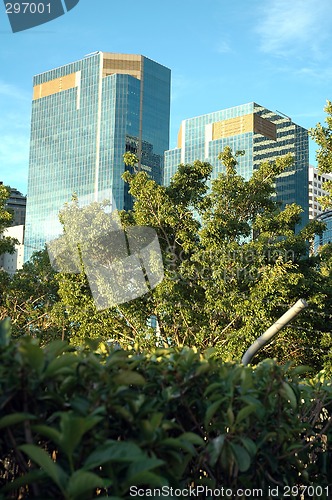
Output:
[5,3,51,14]
[284,485,329,497]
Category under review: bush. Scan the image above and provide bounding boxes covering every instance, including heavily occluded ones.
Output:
[0,320,332,499]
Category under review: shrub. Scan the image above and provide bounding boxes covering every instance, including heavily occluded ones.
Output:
[0,320,331,499]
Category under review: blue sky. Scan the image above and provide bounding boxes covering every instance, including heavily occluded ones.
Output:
[1,0,332,194]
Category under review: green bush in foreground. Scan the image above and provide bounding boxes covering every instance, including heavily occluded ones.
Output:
[0,323,332,499]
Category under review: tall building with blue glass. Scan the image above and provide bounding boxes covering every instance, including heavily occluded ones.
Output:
[25,52,171,261]
[164,102,309,228]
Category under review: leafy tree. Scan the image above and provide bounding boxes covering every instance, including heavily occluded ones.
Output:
[0,184,20,323]
[7,146,329,369]
[46,148,332,372]
[309,100,332,210]
[122,148,331,370]
[309,100,332,373]
[0,249,63,341]
[0,184,18,256]
[47,198,157,346]
[310,100,332,175]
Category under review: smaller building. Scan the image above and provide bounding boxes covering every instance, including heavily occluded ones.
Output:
[309,165,332,219]
[0,225,25,274]
[0,183,26,226]
[313,210,332,253]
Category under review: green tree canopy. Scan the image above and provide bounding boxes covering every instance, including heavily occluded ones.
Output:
[309,99,332,373]
[29,147,330,372]
[3,145,332,372]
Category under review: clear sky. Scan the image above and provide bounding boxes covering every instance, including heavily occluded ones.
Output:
[1,0,332,195]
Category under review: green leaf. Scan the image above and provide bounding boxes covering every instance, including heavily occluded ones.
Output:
[235,404,257,425]
[43,353,78,377]
[204,382,223,397]
[226,406,234,425]
[230,443,251,472]
[240,395,265,418]
[0,413,36,430]
[18,342,45,373]
[204,399,223,428]
[19,444,67,492]
[113,370,146,386]
[84,441,144,470]
[150,412,163,429]
[159,437,186,450]
[240,437,257,457]
[32,424,62,447]
[179,432,205,446]
[67,470,112,499]
[195,362,210,376]
[240,368,253,390]
[127,458,165,478]
[58,413,103,457]
[291,365,312,376]
[160,437,196,455]
[43,340,71,358]
[280,381,297,410]
[0,317,11,347]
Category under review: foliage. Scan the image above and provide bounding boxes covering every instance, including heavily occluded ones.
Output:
[310,100,332,177]
[0,325,332,499]
[2,147,330,370]
[0,184,17,256]
[309,100,332,375]
[49,198,157,347]
[309,100,332,211]
[0,249,63,342]
[120,148,331,370]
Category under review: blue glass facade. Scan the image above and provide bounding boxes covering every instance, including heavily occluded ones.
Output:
[164,102,309,228]
[314,210,332,252]
[25,52,170,261]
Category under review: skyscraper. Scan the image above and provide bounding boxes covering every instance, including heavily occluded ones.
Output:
[164,102,309,228]
[25,52,171,261]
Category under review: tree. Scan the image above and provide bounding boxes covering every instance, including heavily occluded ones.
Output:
[309,100,332,373]
[309,100,332,211]
[44,148,332,371]
[46,197,157,347]
[310,100,332,175]
[121,148,331,370]
[0,184,18,256]
[0,249,63,342]
[9,147,330,371]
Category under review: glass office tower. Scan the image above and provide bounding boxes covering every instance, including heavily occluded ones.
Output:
[25,52,171,261]
[164,102,309,228]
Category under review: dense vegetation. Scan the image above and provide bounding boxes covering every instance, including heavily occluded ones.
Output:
[1,102,332,497]
[0,324,331,499]
[1,145,332,371]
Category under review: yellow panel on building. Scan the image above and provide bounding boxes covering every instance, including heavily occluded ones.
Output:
[212,114,254,140]
[33,73,77,100]
[177,124,182,148]
[102,53,142,79]
[211,113,277,141]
